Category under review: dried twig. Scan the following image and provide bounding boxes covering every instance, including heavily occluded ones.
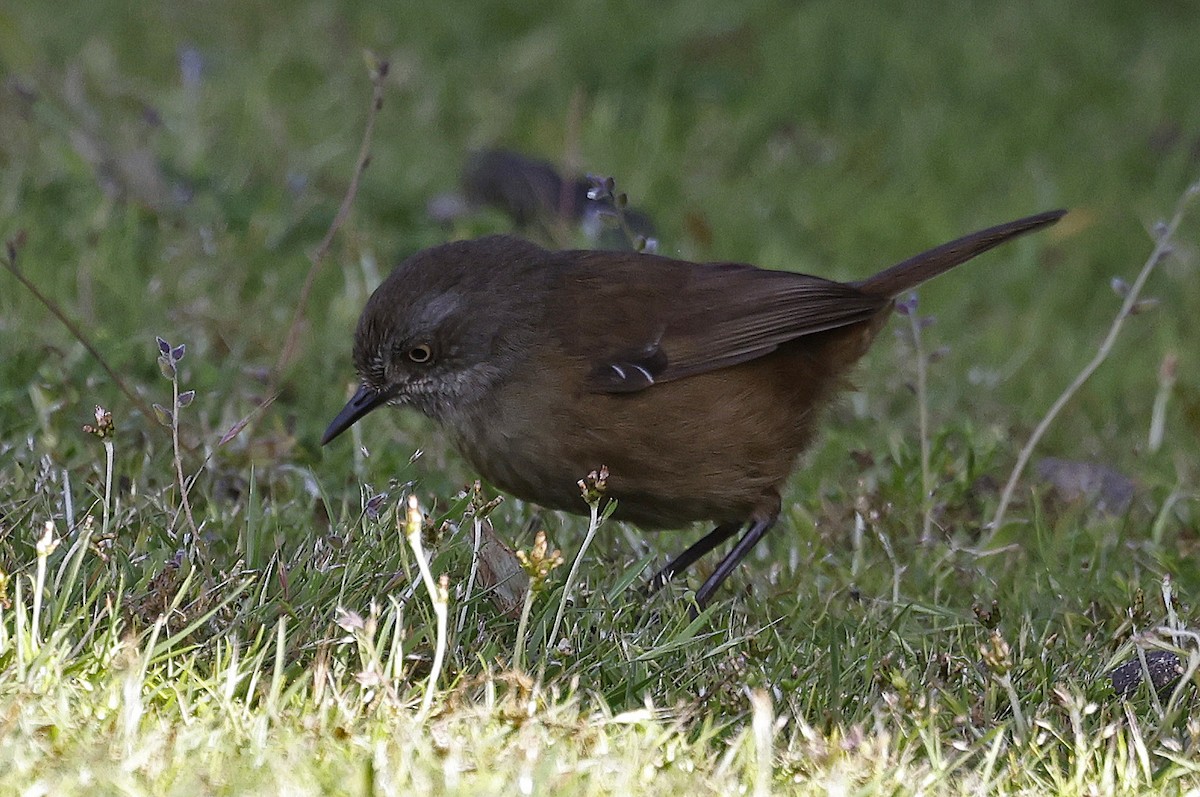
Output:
[3,234,156,422]
[990,180,1200,533]
[271,56,391,386]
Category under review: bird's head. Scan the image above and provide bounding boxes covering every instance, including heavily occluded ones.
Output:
[322,235,548,445]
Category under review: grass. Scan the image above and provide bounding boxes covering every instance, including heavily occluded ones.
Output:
[2,0,1200,793]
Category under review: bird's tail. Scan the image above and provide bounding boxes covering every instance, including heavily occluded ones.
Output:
[855,209,1066,297]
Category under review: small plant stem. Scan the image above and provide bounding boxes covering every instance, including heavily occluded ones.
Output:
[997,673,1028,740]
[456,517,483,637]
[32,522,54,650]
[1147,353,1176,453]
[2,240,154,421]
[273,58,389,384]
[749,688,775,797]
[171,376,200,542]
[991,180,1200,533]
[514,583,535,672]
[221,60,389,450]
[404,495,448,722]
[548,499,602,654]
[102,439,114,541]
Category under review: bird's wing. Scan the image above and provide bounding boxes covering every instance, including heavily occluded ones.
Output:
[556,210,1066,393]
[555,253,887,393]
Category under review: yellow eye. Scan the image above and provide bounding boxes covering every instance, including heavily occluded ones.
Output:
[408,344,433,364]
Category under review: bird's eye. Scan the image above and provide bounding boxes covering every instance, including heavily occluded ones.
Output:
[407,344,433,364]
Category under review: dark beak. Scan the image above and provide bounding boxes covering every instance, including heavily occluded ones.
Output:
[321,384,392,445]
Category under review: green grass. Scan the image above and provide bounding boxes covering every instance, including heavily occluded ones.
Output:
[2,1,1200,793]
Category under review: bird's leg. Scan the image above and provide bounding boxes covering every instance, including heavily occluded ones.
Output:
[693,512,778,610]
[645,521,741,595]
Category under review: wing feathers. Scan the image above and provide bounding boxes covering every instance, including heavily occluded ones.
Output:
[565,257,887,392]
[558,209,1062,395]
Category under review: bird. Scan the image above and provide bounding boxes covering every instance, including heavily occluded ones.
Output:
[428,148,658,250]
[322,208,1065,609]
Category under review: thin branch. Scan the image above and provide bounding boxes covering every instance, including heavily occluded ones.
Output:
[271,57,390,386]
[3,234,156,422]
[990,180,1200,533]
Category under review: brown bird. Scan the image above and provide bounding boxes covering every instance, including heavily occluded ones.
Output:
[323,209,1065,609]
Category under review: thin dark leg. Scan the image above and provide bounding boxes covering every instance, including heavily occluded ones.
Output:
[645,522,741,596]
[693,515,777,610]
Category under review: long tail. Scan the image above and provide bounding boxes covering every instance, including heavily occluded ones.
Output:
[854,209,1066,297]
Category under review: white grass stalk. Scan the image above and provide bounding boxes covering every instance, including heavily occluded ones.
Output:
[514,580,536,672]
[456,517,483,637]
[103,438,114,540]
[548,498,602,656]
[32,520,57,650]
[404,494,448,722]
[749,688,775,797]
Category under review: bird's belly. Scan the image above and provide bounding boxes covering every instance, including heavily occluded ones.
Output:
[447,351,842,529]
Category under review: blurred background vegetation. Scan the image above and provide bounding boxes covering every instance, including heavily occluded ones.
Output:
[3,0,1199,459]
